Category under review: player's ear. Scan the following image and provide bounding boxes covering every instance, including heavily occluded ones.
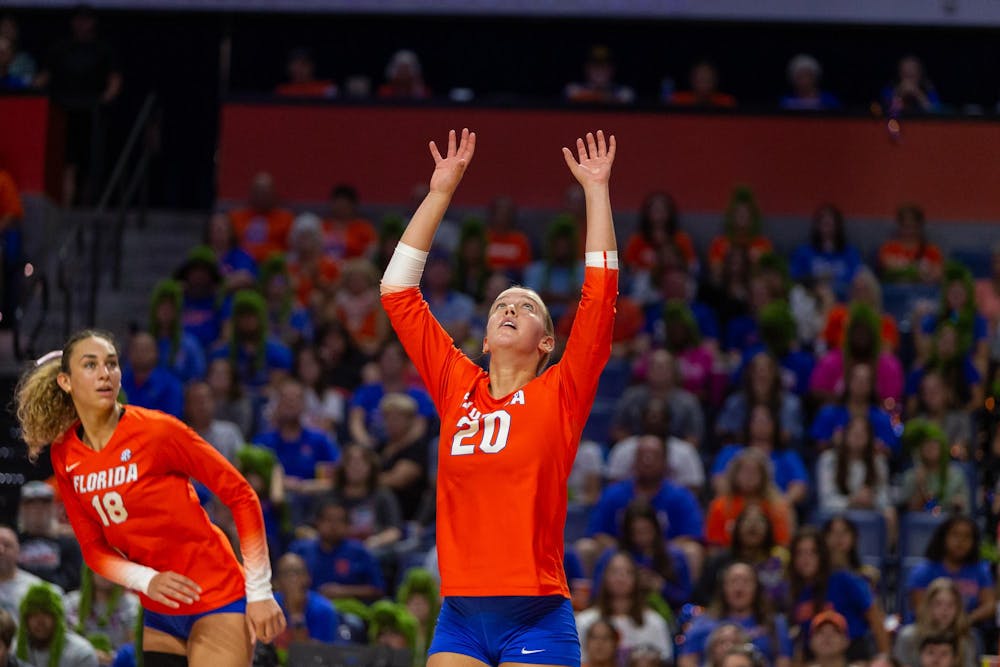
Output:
[482,337,490,355]
[56,372,72,394]
[539,335,554,354]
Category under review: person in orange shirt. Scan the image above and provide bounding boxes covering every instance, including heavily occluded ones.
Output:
[706,448,793,549]
[667,61,737,108]
[287,213,340,308]
[228,172,295,263]
[877,203,943,284]
[708,186,773,285]
[823,267,900,352]
[14,331,284,665]
[624,191,698,273]
[485,195,533,277]
[273,48,336,98]
[381,128,618,666]
[322,184,376,262]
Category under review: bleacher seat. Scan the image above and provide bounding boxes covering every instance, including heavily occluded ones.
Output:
[564,503,591,543]
[814,510,887,563]
[899,512,947,559]
[950,249,992,278]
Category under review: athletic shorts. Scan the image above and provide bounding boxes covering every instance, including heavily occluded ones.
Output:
[429,595,580,666]
[144,597,247,640]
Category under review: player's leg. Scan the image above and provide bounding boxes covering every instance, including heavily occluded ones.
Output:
[428,597,494,667]
[186,612,253,667]
[142,613,189,665]
[428,653,491,667]
[498,596,580,667]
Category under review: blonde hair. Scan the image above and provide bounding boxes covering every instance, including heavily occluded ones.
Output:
[492,286,555,374]
[15,330,118,459]
[916,577,970,665]
[379,392,418,416]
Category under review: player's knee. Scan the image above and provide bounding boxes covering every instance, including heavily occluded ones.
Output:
[143,651,189,667]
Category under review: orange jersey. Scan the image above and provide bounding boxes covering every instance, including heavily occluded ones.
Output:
[382,264,618,598]
[877,239,943,276]
[823,304,900,351]
[229,207,295,262]
[0,170,24,221]
[707,235,773,269]
[623,231,697,271]
[50,406,272,615]
[486,230,533,271]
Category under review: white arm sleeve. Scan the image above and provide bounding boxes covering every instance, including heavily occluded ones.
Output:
[382,242,429,287]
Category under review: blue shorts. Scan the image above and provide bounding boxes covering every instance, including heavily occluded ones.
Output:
[144,597,246,640]
[429,596,580,666]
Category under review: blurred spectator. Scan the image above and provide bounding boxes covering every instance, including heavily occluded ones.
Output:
[255,378,338,495]
[205,212,257,293]
[0,168,25,326]
[327,444,403,551]
[907,321,982,413]
[16,583,97,667]
[739,298,815,397]
[917,262,988,374]
[973,243,1000,357]
[705,626,752,667]
[64,565,139,661]
[369,600,418,652]
[377,393,430,523]
[212,289,293,390]
[325,258,388,356]
[407,182,459,254]
[708,187,773,285]
[662,302,719,404]
[815,417,893,522]
[174,246,226,353]
[259,255,313,347]
[323,185,376,261]
[565,45,635,104]
[918,634,961,667]
[882,55,942,114]
[235,445,288,559]
[639,263,720,349]
[0,607,27,667]
[705,448,793,548]
[822,516,881,592]
[148,279,207,383]
[894,578,977,667]
[287,213,340,309]
[607,403,705,494]
[422,250,476,345]
[315,320,365,395]
[274,47,336,98]
[121,331,184,419]
[35,4,121,206]
[810,362,900,455]
[570,435,606,506]
[292,345,345,435]
[452,218,490,303]
[611,349,704,445]
[579,618,621,667]
[624,192,698,275]
[905,516,995,628]
[910,365,975,459]
[695,504,788,608]
[206,357,254,438]
[17,482,81,594]
[378,49,430,100]
[375,214,408,271]
[780,54,840,110]
[184,381,242,463]
[524,216,585,322]
[397,568,439,660]
[271,552,339,650]
[790,205,861,299]
[0,526,63,618]
[701,245,753,343]
[0,36,27,90]
[290,498,385,602]
[898,419,969,514]
[485,196,532,277]
[678,562,792,667]
[575,552,672,663]
[716,352,804,447]
[878,204,943,284]
[822,267,900,353]
[806,611,855,667]
[668,60,736,108]
[228,172,295,263]
[0,16,36,87]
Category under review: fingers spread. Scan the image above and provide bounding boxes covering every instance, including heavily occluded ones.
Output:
[607,134,617,162]
[586,132,597,159]
[462,131,477,160]
[596,130,607,156]
[447,129,457,157]
[561,147,577,171]
[576,138,587,163]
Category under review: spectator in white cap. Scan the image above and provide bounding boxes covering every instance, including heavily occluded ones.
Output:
[0,525,64,618]
[378,49,430,100]
[287,212,340,309]
[17,481,82,592]
[780,54,840,111]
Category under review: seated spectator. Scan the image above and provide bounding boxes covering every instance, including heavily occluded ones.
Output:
[791,204,861,300]
[703,624,751,667]
[16,583,97,667]
[570,435,606,506]
[15,482,81,593]
[0,16,35,87]
[668,60,736,108]
[327,444,403,552]
[662,302,719,404]
[906,516,995,628]
[607,402,705,493]
[184,381,242,463]
[369,600,418,652]
[290,499,385,602]
[274,47,336,98]
[259,254,313,347]
[348,340,435,448]
[695,504,788,608]
[484,195,532,278]
[524,215,585,322]
[292,345,345,436]
[823,267,900,353]
[638,262,720,349]
[378,49,430,99]
[810,362,900,455]
[882,55,942,115]
[917,262,988,374]
[973,242,1000,353]
[228,172,295,263]
[121,331,184,418]
[397,568,439,661]
[286,213,340,309]
[450,218,490,304]
[678,562,792,667]
[624,192,697,274]
[911,370,972,459]
[64,566,139,661]
[0,526,63,618]
[322,184,376,261]
[701,245,753,340]
[271,552,339,650]
[148,279,207,383]
[736,298,815,397]
[706,448,794,548]
[315,320,365,395]
[712,404,809,508]
[206,357,254,438]
[575,552,672,663]
[324,258,389,356]
[816,416,893,520]
[787,527,890,661]
[0,607,27,667]
[175,246,227,353]
[810,304,904,407]
[422,249,477,345]
[822,516,881,592]
[878,203,943,284]
[565,45,634,105]
[716,352,804,448]
[235,445,289,557]
[205,211,257,293]
[780,54,840,110]
[212,289,293,391]
[591,502,692,611]
[806,611,857,667]
[580,618,621,667]
[255,378,339,495]
[707,187,773,285]
[377,393,431,522]
[895,578,977,667]
[918,634,961,667]
[611,348,704,446]
[898,419,970,515]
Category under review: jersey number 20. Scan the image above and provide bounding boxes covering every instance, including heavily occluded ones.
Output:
[92,492,129,526]
[451,410,511,455]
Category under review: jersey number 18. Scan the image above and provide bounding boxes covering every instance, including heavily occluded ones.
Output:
[92,492,129,526]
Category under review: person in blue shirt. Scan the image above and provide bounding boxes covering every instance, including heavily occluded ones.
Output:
[272,552,339,644]
[290,499,385,603]
[881,55,942,115]
[149,279,207,383]
[906,515,996,629]
[787,527,890,662]
[212,289,293,391]
[907,321,983,414]
[810,362,901,455]
[422,248,477,345]
[121,331,184,418]
[206,211,258,293]
[734,300,815,398]
[259,254,313,347]
[790,205,862,300]
[916,262,988,376]
[717,352,804,448]
[254,379,338,493]
[175,246,228,352]
[780,54,840,111]
[712,404,808,508]
[523,215,585,322]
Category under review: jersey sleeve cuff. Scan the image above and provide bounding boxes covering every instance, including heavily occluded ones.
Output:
[585,250,619,269]
[245,576,274,603]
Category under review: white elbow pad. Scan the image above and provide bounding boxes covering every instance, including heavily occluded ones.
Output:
[382,242,429,287]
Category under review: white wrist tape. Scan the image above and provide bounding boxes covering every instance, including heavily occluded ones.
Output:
[585,250,619,270]
[122,564,159,595]
[382,242,429,287]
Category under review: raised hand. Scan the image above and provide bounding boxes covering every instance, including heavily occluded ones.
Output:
[147,571,201,609]
[562,130,616,188]
[428,128,477,196]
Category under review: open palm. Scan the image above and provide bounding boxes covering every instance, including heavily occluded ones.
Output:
[563,130,616,187]
[429,128,477,196]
